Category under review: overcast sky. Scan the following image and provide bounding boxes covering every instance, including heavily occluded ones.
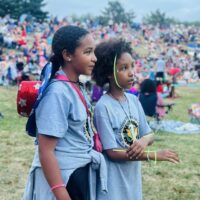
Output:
[44,0,200,22]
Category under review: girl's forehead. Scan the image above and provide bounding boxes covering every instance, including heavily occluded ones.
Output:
[79,34,95,48]
[118,52,133,63]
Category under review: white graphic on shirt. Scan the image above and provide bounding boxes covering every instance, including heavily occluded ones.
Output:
[120,118,139,147]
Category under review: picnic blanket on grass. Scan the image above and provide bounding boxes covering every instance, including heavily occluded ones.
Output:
[149,120,200,134]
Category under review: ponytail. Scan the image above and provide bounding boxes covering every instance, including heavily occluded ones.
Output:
[50,54,60,78]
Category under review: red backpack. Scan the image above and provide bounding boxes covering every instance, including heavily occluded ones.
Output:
[17,81,41,117]
[17,75,102,152]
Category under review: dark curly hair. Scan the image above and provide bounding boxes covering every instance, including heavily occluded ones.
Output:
[50,25,89,77]
[140,79,156,93]
[92,39,132,87]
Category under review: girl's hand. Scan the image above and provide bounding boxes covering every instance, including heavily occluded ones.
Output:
[157,149,179,164]
[126,141,145,160]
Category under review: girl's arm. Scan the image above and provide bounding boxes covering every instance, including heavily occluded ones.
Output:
[106,148,179,164]
[39,134,71,200]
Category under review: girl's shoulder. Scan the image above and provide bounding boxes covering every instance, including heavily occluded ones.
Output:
[125,92,138,104]
[46,79,72,95]
[95,94,123,119]
[126,93,143,111]
[94,94,116,113]
[95,94,109,107]
[42,80,76,104]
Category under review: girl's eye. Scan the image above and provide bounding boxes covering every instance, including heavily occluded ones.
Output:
[122,65,127,71]
[85,50,92,54]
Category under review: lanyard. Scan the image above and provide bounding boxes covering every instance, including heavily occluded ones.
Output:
[55,74,100,140]
[108,93,132,120]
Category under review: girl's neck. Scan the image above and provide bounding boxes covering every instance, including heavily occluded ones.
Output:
[108,84,125,101]
[62,66,79,82]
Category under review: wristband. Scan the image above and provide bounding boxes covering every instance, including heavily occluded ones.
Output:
[154,151,157,164]
[51,183,65,192]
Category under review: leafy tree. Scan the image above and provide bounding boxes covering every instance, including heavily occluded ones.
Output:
[71,13,94,23]
[143,9,175,27]
[99,1,135,25]
[0,0,48,21]
[23,0,48,22]
[0,0,22,19]
[70,14,80,23]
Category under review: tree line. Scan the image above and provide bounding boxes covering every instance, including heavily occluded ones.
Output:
[0,0,48,21]
[0,0,199,27]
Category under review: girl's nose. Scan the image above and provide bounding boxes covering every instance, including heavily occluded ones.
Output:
[92,53,97,63]
[128,68,134,77]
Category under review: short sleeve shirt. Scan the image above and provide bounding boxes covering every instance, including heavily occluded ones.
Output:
[36,70,94,155]
[94,93,151,200]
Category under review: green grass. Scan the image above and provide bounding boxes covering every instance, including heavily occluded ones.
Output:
[0,87,34,200]
[0,86,200,200]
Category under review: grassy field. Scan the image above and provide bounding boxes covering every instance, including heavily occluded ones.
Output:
[0,86,200,200]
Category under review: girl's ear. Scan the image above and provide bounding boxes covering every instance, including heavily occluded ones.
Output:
[62,49,72,62]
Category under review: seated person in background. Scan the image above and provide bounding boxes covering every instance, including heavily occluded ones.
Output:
[156,78,175,98]
[139,79,174,119]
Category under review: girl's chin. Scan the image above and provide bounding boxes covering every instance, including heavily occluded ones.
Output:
[85,69,93,76]
[84,71,92,76]
[121,86,132,91]
[80,70,92,76]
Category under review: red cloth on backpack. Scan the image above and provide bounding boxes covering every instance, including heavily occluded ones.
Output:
[17,81,41,117]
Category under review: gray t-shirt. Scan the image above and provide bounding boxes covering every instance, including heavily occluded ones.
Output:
[36,73,94,153]
[23,70,107,200]
[94,93,151,200]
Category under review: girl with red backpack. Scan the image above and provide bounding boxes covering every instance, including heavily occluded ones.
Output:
[23,25,105,200]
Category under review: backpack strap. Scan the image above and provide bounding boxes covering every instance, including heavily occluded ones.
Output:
[55,74,102,152]
[26,79,60,137]
[55,74,90,116]
[27,73,90,137]
[31,62,53,111]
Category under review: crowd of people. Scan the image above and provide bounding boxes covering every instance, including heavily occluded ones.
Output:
[0,15,200,87]
[1,14,199,200]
